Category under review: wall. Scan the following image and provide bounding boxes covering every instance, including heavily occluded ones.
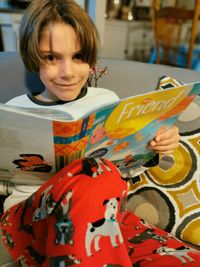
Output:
[87,0,107,49]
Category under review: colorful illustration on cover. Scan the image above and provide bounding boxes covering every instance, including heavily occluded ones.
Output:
[52,83,200,171]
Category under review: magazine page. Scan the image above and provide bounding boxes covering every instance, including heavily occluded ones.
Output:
[0,109,56,184]
[0,104,75,121]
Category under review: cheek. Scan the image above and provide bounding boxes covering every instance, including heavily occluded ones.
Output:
[81,64,90,80]
[39,66,55,85]
[39,68,48,86]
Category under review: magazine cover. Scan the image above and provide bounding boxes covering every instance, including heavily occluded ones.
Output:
[0,82,200,183]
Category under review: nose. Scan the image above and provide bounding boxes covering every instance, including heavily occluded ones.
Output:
[59,59,74,79]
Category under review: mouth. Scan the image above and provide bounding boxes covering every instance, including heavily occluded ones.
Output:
[110,214,116,220]
[54,82,79,88]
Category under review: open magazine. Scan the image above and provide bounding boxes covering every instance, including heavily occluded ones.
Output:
[0,82,200,183]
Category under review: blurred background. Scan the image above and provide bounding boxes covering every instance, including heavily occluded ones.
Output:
[0,0,200,69]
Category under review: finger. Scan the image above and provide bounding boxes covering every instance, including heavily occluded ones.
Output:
[151,136,180,147]
[149,143,180,153]
[155,125,167,136]
[149,135,180,148]
[154,126,179,142]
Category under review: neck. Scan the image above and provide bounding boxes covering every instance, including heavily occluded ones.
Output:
[35,88,59,102]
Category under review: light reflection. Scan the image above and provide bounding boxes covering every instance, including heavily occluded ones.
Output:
[128,12,133,21]
[114,0,120,5]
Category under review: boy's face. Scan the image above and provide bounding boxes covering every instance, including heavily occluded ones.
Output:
[39,23,90,101]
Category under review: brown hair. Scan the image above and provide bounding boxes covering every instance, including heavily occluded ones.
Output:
[19,0,100,72]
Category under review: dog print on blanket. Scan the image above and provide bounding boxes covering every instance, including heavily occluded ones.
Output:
[154,245,197,264]
[85,197,123,256]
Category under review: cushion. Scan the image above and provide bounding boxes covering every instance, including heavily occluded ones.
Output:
[127,77,200,247]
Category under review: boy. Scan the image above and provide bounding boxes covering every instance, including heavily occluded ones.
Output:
[2,1,197,266]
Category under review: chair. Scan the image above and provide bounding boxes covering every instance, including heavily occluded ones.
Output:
[151,0,200,68]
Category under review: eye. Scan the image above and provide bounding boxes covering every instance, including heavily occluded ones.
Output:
[73,52,84,61]
[45,54,55,61]
[43,54,58,64]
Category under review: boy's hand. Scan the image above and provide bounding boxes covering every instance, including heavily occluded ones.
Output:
[148,126,180,155]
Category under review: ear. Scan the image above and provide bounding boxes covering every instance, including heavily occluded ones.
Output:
[103,199,109,205]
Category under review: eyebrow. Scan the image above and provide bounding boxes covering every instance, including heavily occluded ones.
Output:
[40,49,83,55]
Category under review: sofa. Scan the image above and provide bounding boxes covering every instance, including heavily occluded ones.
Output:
[0,52,200,266]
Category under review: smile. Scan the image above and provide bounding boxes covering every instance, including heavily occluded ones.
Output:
[54,82,78,87]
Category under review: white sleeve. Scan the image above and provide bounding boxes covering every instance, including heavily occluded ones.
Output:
[3,184,40,211]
